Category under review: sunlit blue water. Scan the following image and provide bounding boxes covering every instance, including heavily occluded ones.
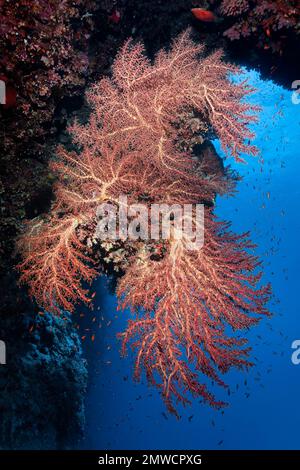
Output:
[80,70,300,450]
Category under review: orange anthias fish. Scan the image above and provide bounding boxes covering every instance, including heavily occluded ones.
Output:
[108,9,121,24]
[265,27,271,38]
[191,8,217,23]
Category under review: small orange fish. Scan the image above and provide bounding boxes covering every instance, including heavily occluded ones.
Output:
[108,9,121,24]
[191,8,217,23]
[265,28,271,37]
[91,334,95,342]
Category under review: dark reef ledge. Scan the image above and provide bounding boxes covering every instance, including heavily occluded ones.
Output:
[0,311,87,450]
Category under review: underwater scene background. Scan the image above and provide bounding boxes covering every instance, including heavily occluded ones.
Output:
[1,0,300,453]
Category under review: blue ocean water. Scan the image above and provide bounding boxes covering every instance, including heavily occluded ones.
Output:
[80,70,300,450]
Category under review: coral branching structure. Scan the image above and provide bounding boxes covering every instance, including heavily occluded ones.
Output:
[117,214,270,413]
[0,0,102,301]
[17,30,271,413]
[216,0,300,54]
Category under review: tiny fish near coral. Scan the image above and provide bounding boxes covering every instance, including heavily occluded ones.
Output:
[108,9,121,24]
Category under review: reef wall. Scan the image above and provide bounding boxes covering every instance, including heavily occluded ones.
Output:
[0,311,87,449]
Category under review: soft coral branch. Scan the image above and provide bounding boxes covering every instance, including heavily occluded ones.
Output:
[117,211,271,413]
[17,212,97,314]
[85,29,259,165]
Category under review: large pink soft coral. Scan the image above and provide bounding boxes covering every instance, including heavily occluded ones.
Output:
[17,30,270,413]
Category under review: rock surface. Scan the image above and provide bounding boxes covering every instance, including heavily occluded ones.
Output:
[0,310,87,449]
